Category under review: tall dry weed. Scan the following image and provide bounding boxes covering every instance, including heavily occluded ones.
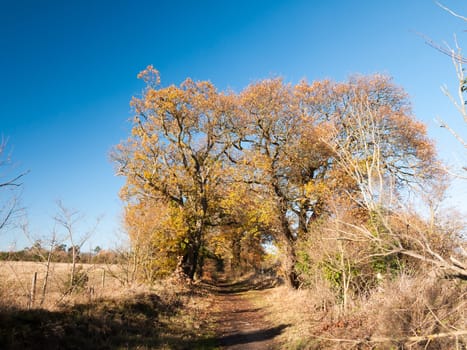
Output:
[363,273,466,349]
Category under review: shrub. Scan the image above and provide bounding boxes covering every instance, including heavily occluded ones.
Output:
[64,266,89,293]
[363,273,467,349]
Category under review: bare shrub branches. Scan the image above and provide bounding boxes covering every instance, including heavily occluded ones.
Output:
[423,3,467,175]
[0,139,28,232]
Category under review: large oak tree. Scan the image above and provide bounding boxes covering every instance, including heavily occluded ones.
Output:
[114,66,239,279]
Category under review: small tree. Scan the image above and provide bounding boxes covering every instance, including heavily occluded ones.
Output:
[20,221,63,306]
[0,139,27,232]
[54,201,99,290]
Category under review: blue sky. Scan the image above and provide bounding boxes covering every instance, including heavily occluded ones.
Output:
[1,0,466,250]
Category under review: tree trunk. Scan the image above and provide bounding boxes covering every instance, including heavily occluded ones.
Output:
[284,238,300,289]
[273,180,300,289]
[231,236,242,276]
[70,246,76,288]
[181,236,202,281]
[181,247,195,279]
[279,211,300,289]
[40,249,53,306]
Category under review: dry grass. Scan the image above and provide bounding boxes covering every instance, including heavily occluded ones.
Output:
[363,274,467,349]
[0,261,125,310]
[255,274,467,349]
[0,261,219,349]
[254,285,323,349]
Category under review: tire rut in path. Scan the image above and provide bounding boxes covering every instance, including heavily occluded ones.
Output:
[213,288,287,350]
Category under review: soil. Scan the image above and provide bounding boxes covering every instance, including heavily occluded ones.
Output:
[209,278,288,350]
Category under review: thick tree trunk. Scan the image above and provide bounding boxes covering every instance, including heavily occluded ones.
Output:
[273,182,300,289]
[231,236,242,276]
[190,246,200,280]
[181,245,200,280]
[181,227,203,281]
[283,238,300,289]
[279,207,300,289]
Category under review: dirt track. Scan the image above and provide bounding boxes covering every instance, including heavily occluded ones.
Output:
[211,280,288,350]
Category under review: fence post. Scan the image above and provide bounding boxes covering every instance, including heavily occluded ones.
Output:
[29,272,37,309]
[88,286,95,302]
[101,269,106,289]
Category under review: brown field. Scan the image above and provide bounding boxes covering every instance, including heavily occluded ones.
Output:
[0,261,219,349]
[0,261,125,310]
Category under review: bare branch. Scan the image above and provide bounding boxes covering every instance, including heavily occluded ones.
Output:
[0,139,28,232]
[436,2,467,22]
[420,32,467,64]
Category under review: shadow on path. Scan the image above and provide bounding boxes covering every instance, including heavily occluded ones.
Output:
[203,274,281,294]
[217,324,289,348]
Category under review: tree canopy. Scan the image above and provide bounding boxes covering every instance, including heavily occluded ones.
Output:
[114,68,443,287]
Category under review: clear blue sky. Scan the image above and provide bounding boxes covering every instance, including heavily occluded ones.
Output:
[1,0,466,250]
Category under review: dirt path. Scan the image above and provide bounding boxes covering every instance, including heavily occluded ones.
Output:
[210,281,288,350]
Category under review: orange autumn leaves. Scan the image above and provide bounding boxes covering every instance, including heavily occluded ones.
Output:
[113,68,439,283]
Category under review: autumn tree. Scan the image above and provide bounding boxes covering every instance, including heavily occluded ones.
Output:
[307,76,467,293]
[122,198,186,281]
[237,79,297,287]
[114,66,239,280]
[294,75,450,307]
[236,78,340,288]
[325,75,439,201]
[116,68,450,288]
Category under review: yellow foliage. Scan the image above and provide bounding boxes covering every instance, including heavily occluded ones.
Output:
[112,69,441,283]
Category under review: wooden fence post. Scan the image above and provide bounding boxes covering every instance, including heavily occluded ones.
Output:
[29,272,37,309]
[101,269,106,289]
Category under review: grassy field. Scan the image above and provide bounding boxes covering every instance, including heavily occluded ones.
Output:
[0,261,218,349]
[0,261,125,310]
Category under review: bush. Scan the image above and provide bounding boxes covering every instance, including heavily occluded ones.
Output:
[363,273,467,349]
[65,266,89,293]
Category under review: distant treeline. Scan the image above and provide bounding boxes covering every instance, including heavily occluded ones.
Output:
[0,245,120,264]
